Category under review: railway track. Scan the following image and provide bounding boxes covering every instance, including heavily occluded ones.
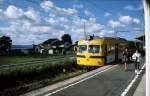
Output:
[0,55,75,70]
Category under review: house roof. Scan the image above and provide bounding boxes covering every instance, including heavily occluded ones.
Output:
[42,38,62,46]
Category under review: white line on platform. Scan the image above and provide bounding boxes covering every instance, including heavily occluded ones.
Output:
[45,65,117,96]
[121,64,145,96]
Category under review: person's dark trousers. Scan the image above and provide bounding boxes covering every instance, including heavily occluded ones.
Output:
[134,61,140,70]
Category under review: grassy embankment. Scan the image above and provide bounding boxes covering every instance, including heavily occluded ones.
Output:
[0,55,52,64]
[0,55,88,96]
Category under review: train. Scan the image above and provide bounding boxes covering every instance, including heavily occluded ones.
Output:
[76,36,136,67]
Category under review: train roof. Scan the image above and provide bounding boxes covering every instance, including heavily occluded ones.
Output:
[96,37,126,40]
[78,37,128,45]
[80,37,127,41]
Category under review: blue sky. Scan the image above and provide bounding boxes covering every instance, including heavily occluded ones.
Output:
[0,0,144,45]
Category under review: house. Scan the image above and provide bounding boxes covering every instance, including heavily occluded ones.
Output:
[34,38,72,55]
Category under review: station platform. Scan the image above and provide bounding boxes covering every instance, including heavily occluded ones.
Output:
[22,59,146,96]
[133,73,145,96]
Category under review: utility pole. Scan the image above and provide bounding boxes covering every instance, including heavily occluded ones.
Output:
[83,21,87,40]
[143,0,150,96]
[113,25,117,38]
[114,27,117,38]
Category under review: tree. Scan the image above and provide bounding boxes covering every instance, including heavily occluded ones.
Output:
[0,36,12,53]
[61,34,72,44]
[61,34,72,55]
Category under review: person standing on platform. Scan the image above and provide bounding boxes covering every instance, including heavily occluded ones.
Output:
[132,50,141,74]
[123,48,129,71]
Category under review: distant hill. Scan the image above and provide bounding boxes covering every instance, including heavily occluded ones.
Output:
[12,45,33,49]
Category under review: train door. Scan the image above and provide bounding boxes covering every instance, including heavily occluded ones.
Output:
[104,44,107,64]
[115,44,118,62]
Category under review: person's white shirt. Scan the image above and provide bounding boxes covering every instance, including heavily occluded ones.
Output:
[132,51,141,62]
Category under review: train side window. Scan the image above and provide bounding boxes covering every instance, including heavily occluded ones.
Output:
[88,45,100,53]
[107,45,111,54]
[79,45,87,53]
[107,45,115,54]
[111,46,115,50]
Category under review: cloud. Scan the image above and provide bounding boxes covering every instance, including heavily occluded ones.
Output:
[84,9,94,17]
[73,18,104,36]
[40,0,54,11]
[45,16,69,30]
[133,27,140,30]
[86,24,103,33]
[0,1,106,45]
[1,5,41,23]
[55,7,77,15]
[0,0,3,4]
[0,3,76,45]
[0,6,62,45]
[26,26,53,33]
[69,17,105,38]
[0,22,62,45]
[40,0,77,15]
[124,5,143,11]
[47,18,58,24]
[119,16,140,25]
[84,9,91,16]
[24,8,41,22]
[100,30,115,37]
[104,12,112,17]
[133,18,140,24]
[49,13,56,17]
[58,17,69,23]
[119,15,132,24]
[0,9,5,19]
[108,20,125,28]
[132,27,142,32]
[4,5,23,19]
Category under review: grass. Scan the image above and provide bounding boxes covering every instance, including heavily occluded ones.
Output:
[0,69,87,96]
[0,65,87,96]
[0,54,82,96]
[0,57,75,76]
[18,70,87,95]
[0,55,50,64]
[0,56,85,96]
[0,54,74,65]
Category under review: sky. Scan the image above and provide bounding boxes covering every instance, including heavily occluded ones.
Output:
[0,0,144,45]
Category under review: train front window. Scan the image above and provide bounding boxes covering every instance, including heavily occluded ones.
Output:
[88,45,100,53]
[79,45,87,53]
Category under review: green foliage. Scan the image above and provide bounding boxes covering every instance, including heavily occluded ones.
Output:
[61,34,72,44]
[0,57,84,96]
[0,55,50,64]
[0,57,76,77]
[0,36,12,53]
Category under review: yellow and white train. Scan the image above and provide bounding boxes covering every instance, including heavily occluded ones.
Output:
[76,37,134,67]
